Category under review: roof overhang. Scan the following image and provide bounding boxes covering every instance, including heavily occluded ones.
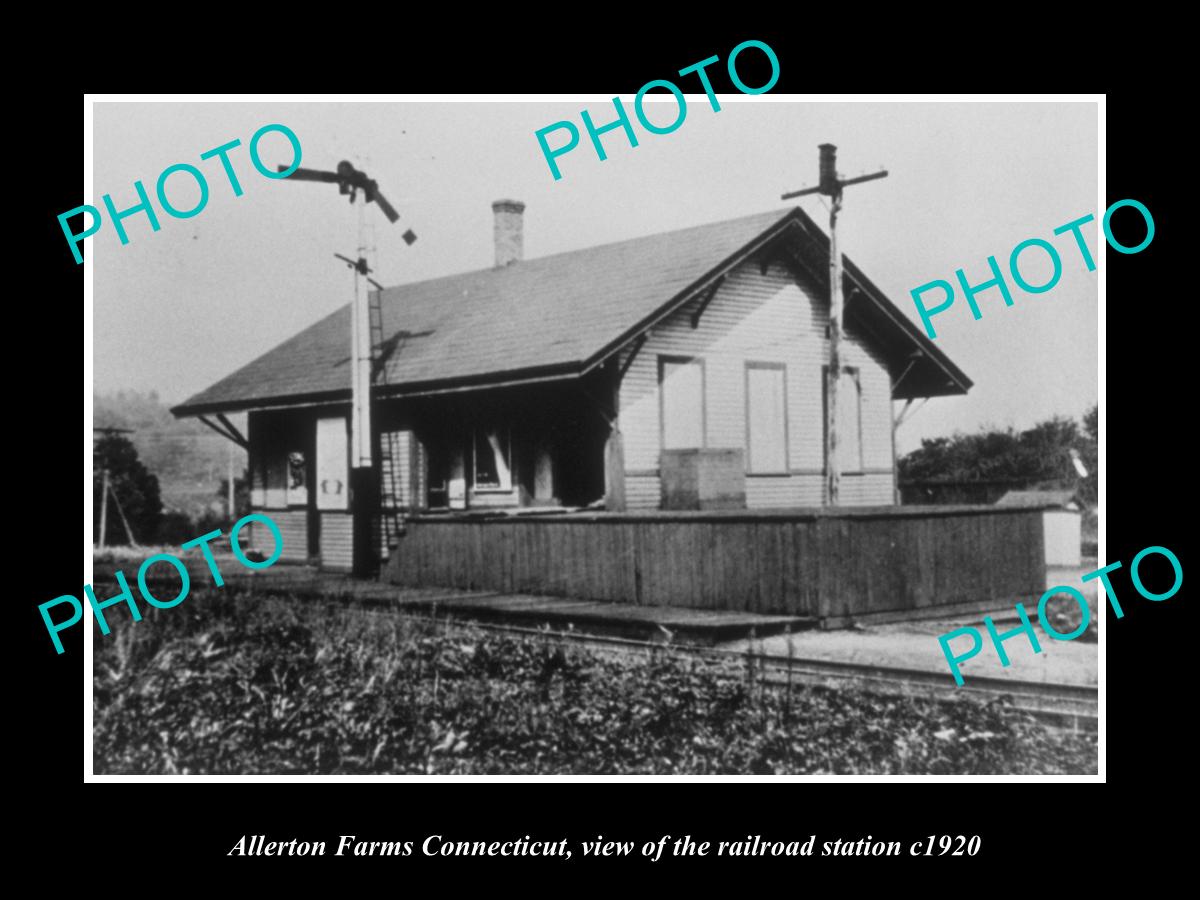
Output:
[171,363,586,418]
[171,390,350,418]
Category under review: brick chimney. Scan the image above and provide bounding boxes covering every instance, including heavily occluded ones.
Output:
[492,199,525,267]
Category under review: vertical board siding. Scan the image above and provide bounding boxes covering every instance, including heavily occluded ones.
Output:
[618,259,895,510]
[388,510,1046,621]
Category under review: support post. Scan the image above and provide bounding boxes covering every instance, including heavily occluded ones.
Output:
[350,210,378,576]
[227,442,236,522]
[99,468,109,549]
[109,481,137,546]
[890,378,901,506]
[827,191,843,506]
[351,271,374,469]
[604,361,626,511]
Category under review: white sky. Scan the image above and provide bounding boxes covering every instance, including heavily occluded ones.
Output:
[92,99,1098,454]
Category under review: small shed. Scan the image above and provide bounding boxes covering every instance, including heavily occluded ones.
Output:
[995,489,1082,566]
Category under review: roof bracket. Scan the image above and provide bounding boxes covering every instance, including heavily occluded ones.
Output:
[690,275,726,329]
[618,333,647,382]
[892,355,920,396]
[580,387,617,429]
[759,245,794,278]
[216,412,248,447]
[774,241,825,293]
[199,414,249,450]
[894,397,928,430]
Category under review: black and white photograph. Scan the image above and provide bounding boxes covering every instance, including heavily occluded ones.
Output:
[84,96,1100,777]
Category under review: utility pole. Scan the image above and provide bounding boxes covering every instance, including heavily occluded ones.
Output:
[227,441,236,522]
[93,426,133,549]
[99,467,110,550]
[109,481,138,547]
[782,144,887,505]
[352,202,374,472]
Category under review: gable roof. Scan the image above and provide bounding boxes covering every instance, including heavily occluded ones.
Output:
[172,206,970,416]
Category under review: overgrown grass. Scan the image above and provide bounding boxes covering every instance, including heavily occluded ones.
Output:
[93,589,1097,775]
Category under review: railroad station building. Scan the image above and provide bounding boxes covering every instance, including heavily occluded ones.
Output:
[173,202,971,578]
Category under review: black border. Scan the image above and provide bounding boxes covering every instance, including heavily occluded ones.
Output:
[25,30,1173,881]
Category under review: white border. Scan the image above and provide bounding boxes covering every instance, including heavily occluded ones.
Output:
[83,92,1105,784]
[84,95,96,779]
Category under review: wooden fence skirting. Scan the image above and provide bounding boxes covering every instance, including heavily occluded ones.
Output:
[384,507,1047,624]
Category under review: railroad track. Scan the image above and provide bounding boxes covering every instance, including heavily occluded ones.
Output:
[97,566,1099,733]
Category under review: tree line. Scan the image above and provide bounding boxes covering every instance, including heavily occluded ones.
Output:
[94,433,248,546]
[899,405,1097,506]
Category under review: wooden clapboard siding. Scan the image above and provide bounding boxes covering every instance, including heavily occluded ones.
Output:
[388,507,1046,623]
[836,474,895,506]
[746,475,824,508]
[617,258,895,510]
[242,509,308,563]
[319,511,354,572]
[624,474,660,509]
[272,510,308,563]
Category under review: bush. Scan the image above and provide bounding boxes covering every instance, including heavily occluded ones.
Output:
[899,405,1098,506]
[93,589,1097,775]
[94,434,162,545]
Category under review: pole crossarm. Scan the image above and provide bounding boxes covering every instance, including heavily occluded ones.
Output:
[780,185,822,201]
[838,170,889,188]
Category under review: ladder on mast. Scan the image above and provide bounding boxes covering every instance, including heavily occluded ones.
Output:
[368,283,406,562]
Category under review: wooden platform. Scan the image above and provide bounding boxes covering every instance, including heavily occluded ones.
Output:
[390,592,812,644]
[92,558,812,645]
[387,505,1049,625]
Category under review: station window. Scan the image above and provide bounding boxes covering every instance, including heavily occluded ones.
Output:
[746,363,788,474]
[659,356,706,449]
[474,428,512,491]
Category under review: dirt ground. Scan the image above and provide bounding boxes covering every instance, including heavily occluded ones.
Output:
[723,623,1097,686]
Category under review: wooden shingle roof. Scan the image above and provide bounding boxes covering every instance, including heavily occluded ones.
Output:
[173,206,970,416]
